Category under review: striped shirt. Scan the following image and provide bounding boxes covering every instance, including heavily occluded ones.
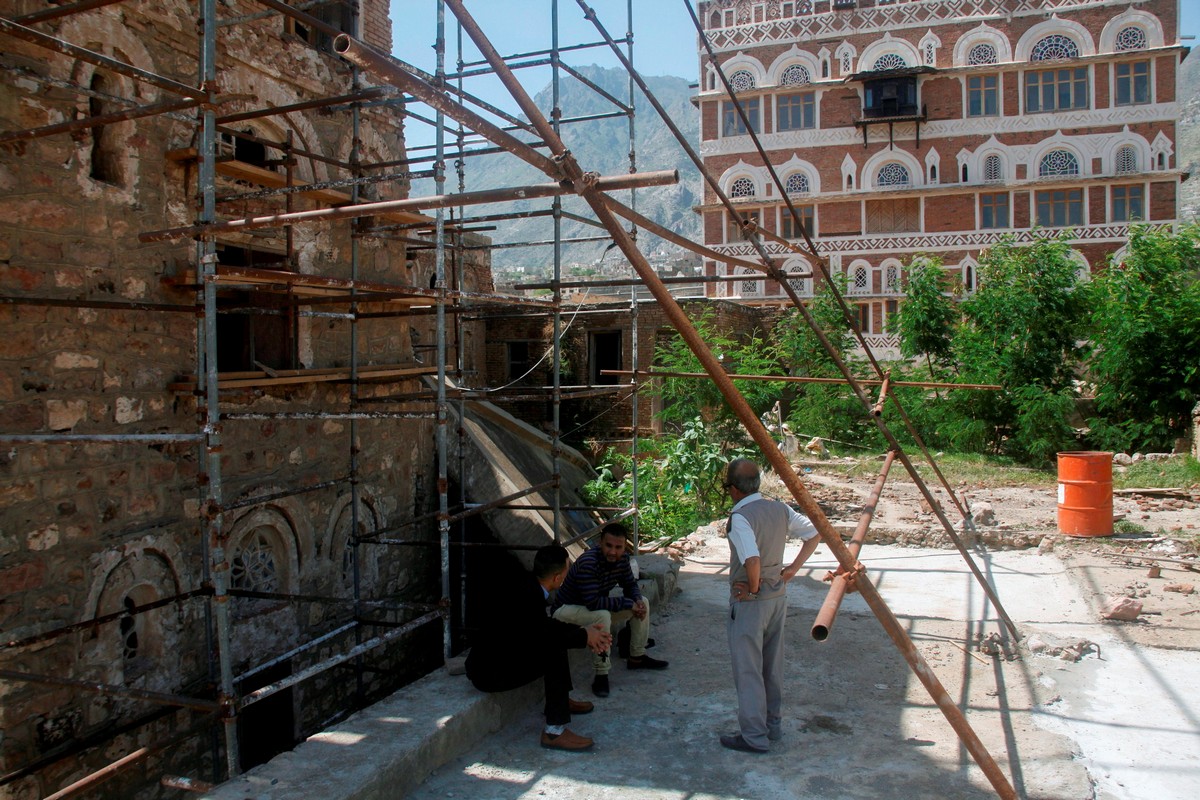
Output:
[554,546,640,612]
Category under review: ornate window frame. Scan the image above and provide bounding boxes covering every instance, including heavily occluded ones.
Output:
[1014,19,1095,63]
[952,23,1012,67]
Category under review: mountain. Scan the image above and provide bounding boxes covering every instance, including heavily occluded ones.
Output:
[411,65,702,271]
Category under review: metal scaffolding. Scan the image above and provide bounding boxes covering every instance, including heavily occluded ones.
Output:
[0,1,1023,798]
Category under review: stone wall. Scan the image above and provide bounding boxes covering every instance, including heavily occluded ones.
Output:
[0,2,485,797]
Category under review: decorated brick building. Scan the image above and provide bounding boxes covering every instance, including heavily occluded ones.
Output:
[695,0,1183,352]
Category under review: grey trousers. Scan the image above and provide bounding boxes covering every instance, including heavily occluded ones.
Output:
[727,593,786,750]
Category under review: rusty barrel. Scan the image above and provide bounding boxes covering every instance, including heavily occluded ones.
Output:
[1056,451,1113,537]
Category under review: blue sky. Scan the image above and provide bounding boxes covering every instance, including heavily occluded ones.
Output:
[390,0,1198,146]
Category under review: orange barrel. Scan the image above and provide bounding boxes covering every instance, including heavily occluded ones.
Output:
[1056,451,1113,537]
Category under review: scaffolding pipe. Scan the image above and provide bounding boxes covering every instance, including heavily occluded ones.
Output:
[516,272,811,290]
[0,670,221,712]
[41,713,219,800]
[606,369,1001,391]
[138,169,677,241]
[444,4,1016,796]
[238,609,444,710]
[442,480,557,525]
[0,16,207,100]
[15,0,127,24]
[812,450,896,642]
[0,97,202,144]
[1,590,208,651]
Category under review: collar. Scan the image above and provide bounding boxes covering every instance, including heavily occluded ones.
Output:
[731,492,763,513]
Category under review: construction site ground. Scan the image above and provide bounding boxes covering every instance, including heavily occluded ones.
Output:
[208,459,1199,800]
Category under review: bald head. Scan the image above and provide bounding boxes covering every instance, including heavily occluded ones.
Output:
[726,458,761,495]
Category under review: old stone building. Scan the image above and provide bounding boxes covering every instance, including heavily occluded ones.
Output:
[0,1,491,796]
[695,0,1183,352]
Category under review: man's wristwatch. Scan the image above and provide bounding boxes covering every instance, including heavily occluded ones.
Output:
[745,590,758,600]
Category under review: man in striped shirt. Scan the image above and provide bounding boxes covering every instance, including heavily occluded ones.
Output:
[553,523,669,697]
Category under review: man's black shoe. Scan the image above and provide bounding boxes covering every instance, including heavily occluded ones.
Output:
[616,626,655,659]
[626,654,668,670]
[591,674,610,697]
[719,733,767,753]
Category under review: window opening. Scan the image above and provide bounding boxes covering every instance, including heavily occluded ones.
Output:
[1035,188,1084,227]
[216,245,296,373]
[876,163,911,188]
[777,92,815,130]
[1038,150,1079,178]
[872,53,907,71]
[730,177,755,198]
[1111,185,1144,221]
[1024,67,1089,112]
[723,98,760,136]
[589,331,622,385]
[967,43,997,65]
[1115,145,1138,175]
[1031,34,1080,61]
[967,74,998,116]
[88,72,122,185]
[729,70,756,92]
[780,206,814,239]
[863,76,918,118]
[286,0,356,54]
[1114,61,1150,105]
[979,192,1009,228]
[784,173,810,195]
[781,64,811,86]
[1115,26,1147,51]
[866,198,919,233]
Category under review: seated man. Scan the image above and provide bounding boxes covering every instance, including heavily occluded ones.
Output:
[466,544,610,751]
[553,523,668,697]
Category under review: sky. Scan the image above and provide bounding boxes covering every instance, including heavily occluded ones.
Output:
[389,0,1199,147]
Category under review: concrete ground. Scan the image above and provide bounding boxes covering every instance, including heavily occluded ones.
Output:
[407,539,1199,800]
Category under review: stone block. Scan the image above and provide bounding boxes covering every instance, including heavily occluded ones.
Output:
[1100,596,1143,621]
[46,399,86,431]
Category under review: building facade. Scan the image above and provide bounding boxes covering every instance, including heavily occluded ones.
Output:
[0,2,490,796]
[695,0,1183,352]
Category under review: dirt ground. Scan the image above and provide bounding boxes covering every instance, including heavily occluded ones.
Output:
[411,460,1199,800]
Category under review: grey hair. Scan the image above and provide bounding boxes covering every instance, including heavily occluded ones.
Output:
[726,458,760,494]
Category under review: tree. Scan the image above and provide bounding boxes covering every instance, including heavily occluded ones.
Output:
[1085,224,1200,452]
[897,256,959,383]
[950,235,1086,463]
[651,308,785,442]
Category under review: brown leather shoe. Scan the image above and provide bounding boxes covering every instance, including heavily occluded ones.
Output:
[568,698,594,714]
[540,728,594,751]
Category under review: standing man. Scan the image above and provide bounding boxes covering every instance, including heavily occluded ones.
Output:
[466,544,611,751]
[721,458,821,753]
[553,523,668,698]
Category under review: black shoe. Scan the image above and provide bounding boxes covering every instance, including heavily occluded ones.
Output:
[627,654,668,670]
[720,733,767,753]
[617,627,655,659]
[591,674,610,697]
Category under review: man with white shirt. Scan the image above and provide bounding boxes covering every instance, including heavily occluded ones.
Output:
[720,458,821,753]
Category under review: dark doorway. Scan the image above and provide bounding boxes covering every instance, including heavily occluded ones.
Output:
[589,331,622,386]
[236,659,295,770]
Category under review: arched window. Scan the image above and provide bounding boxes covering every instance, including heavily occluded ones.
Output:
[1031,35,1080,61]
[840,51,853,74]
[730,177,755,198]
[929,164,938,182]
[231,529,281,593]
[781,64,812,86]
[967,43,998,65]
[846,174,854,190]
[850,264,870,294]
[984,154,1003,182]
[873,53,908,71]
[885,264,901,293]
[729,70,756,92]
[961,164,969,182]
[924,42,936,65]
[877,163,911,187]
[1115,26,1147,52]
[1038,150,1079,178]
[821,59,829,78]
[785,172,810,195]
[1115,145,1138,175]
[964,263,978,293]
[1157,152,1166,170]
[88,72,123,185]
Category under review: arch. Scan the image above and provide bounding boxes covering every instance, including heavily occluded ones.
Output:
[718,52,767,90]
[953,23,1012,66]
[1150,131,1173,170]
[1030,34,1080,61]
[834,42,857,77]
[326,491,382,596]
[918,31,942,67]
[880,257,904,294]
[847,259,872,295]
[730,176,756,198]
[226,504,303,600]
[924,148,941,185]
[841,153,858,191]
[959,255,980,294]
[863,149,922,190]
[729,69,757,93]
[784,172,810,195]
[1105,133,1151,176]
[1099,9,1165,53]
[781,256,812,297]
[1030,134,1088,178]
[1037,149,1080,178]
[777,153,821,194]
[1068,250,1091,281]
[767,47,821,86]
[1015,18,1095,62]
[858,33,921,73]
[983,153,1004,182]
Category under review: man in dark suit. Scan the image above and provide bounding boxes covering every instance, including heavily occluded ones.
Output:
[466,544,611,750]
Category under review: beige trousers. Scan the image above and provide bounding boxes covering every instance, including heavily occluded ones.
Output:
[552,597,651,676]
